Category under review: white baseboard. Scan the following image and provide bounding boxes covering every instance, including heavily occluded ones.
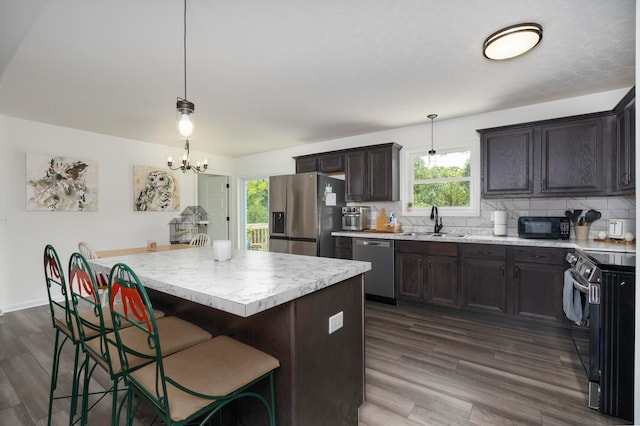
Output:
[2,297,50,314]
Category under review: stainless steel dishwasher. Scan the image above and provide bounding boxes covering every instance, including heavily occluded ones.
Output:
[352,238,395,304]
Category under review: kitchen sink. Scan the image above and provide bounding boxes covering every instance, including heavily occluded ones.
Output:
[402,232,468,238]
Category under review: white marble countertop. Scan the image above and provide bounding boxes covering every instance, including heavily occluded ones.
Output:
[88,248,371,318]
[332,231,636,253]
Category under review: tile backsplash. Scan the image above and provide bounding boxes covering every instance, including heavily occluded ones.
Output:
[352,195,636,239]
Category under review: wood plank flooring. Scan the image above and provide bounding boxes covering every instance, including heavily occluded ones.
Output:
[359,302,628,426]
[0,302,630,425]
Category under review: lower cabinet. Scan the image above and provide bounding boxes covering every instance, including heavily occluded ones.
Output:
[426,243,459,308]
[396,240,567,328]
[512,247,565,325]
[334,236,352,260]
[395,241,426,300]
[460,244,506,315]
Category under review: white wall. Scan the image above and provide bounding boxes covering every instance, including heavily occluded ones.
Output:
[235,88,631,177]
[0,115,232,312]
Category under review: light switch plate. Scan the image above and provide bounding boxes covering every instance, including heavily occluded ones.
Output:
[329,311,343,334]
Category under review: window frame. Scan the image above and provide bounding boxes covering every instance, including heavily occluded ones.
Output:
[403,144,480,217]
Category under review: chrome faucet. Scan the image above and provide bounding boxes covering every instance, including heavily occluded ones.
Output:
[430,205,443,233]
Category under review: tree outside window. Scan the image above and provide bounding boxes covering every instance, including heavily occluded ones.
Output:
[411,150,471,208]
[245,178,269,251]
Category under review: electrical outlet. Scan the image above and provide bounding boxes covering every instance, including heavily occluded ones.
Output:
[328,311,343,334]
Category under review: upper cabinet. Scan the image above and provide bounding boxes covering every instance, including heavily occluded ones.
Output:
[540,116,606,195]
[479,112,613,198]
[294,143,401,202]
[613,88,635,193]
[479,88,635,198]
[481,127,534,196]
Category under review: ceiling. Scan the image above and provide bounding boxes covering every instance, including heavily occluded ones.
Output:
[0,0,635,158]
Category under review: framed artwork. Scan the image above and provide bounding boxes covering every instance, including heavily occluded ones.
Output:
[26,153,99,211]
[133,165,180,211]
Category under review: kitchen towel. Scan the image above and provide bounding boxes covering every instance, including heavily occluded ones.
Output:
[563,269,583,325]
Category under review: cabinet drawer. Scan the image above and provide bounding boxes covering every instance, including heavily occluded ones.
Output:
[461,244,506,259]
[513,247,566,265]
[335,237,352,248]
[428,242,458,256]
[395,240,427,254]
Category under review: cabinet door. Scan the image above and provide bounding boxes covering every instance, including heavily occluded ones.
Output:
[615,98,635,192]
[541,118,605,194]
[513,262,564,325]
[345,151,366,202]
[461,257,506,315]
[318,153,344,174]
[395,251,424,300]
[296,156,318,173]
[481,128,534,197]
[426,255,458,307]
[334,237,352,260]
[367,146,393,201]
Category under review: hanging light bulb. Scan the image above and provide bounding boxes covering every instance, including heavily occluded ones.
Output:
[427,113,438,167]
[178,110,193,137]
[168,0,207,174]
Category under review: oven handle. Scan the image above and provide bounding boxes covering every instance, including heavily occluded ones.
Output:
[568,269,589,294]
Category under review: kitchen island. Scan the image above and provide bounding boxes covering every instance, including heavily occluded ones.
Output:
[89,248,371,425]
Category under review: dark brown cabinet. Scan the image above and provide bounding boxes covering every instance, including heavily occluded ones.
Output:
[334,236,352,260]
[395,241,426,300]
[540,117,606,194]
[426,243,459,308]
[460,244,507,316]
[481,127,534,196]
[478,112,611,198]
[293,143,401,202]
[512,247,566,326]
[345,143,401,202]
[613,88,635,193]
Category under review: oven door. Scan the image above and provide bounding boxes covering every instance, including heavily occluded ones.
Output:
[342,213,362,231]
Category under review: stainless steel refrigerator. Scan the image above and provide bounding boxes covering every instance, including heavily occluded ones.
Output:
[269,172,345,257]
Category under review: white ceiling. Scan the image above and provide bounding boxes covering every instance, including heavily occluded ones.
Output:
[0,0,635,157]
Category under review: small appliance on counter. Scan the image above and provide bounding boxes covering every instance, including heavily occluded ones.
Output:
[517,216,570,239]
[493,211,507,236]
[342,206,370,231]
[608,219,635,240]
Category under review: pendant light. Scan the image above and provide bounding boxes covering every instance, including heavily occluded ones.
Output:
[427,114,438,167]
[168,0,207,173]
[483,23,543,60]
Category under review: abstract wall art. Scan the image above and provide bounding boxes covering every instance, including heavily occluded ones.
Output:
[133,165,180,211]
[26,153,99,211]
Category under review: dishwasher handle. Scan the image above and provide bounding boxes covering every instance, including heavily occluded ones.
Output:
[354,239,392,248]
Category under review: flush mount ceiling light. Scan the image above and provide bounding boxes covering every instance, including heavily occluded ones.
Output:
[169,0,207,173]
[483,23,543,60]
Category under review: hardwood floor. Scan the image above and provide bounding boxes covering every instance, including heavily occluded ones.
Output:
[0,302,630,425]
[360,302,628,426]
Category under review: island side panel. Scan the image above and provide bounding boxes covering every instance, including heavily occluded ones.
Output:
[146,288,296,425]
[293,274,365,425]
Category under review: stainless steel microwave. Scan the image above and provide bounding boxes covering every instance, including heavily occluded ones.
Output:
[518,216,570,240]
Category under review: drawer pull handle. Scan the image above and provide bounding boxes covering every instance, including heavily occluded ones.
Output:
[478,251,491,255]
[531,255,546,259]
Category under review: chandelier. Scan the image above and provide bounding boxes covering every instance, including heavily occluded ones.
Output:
[168,0,207,173]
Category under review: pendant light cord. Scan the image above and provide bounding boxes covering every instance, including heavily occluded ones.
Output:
[183,0,188,100]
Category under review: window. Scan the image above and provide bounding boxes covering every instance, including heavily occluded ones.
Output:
[243,178,269,251]
[408,147,478,216]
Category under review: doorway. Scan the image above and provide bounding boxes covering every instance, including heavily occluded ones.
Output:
[197,174,229,241]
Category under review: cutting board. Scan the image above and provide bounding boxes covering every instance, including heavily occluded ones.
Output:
[376,208,388,231]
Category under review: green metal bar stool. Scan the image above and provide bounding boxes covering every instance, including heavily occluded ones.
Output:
[108,262,280,426]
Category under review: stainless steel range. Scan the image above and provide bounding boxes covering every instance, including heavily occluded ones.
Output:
[565,249,635,421]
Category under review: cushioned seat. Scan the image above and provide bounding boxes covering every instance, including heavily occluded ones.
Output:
[132,335,280,423]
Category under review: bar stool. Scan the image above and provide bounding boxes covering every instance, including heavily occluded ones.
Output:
[68,253,213,425]
[108,262,280,426]
[43,244,84,425]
